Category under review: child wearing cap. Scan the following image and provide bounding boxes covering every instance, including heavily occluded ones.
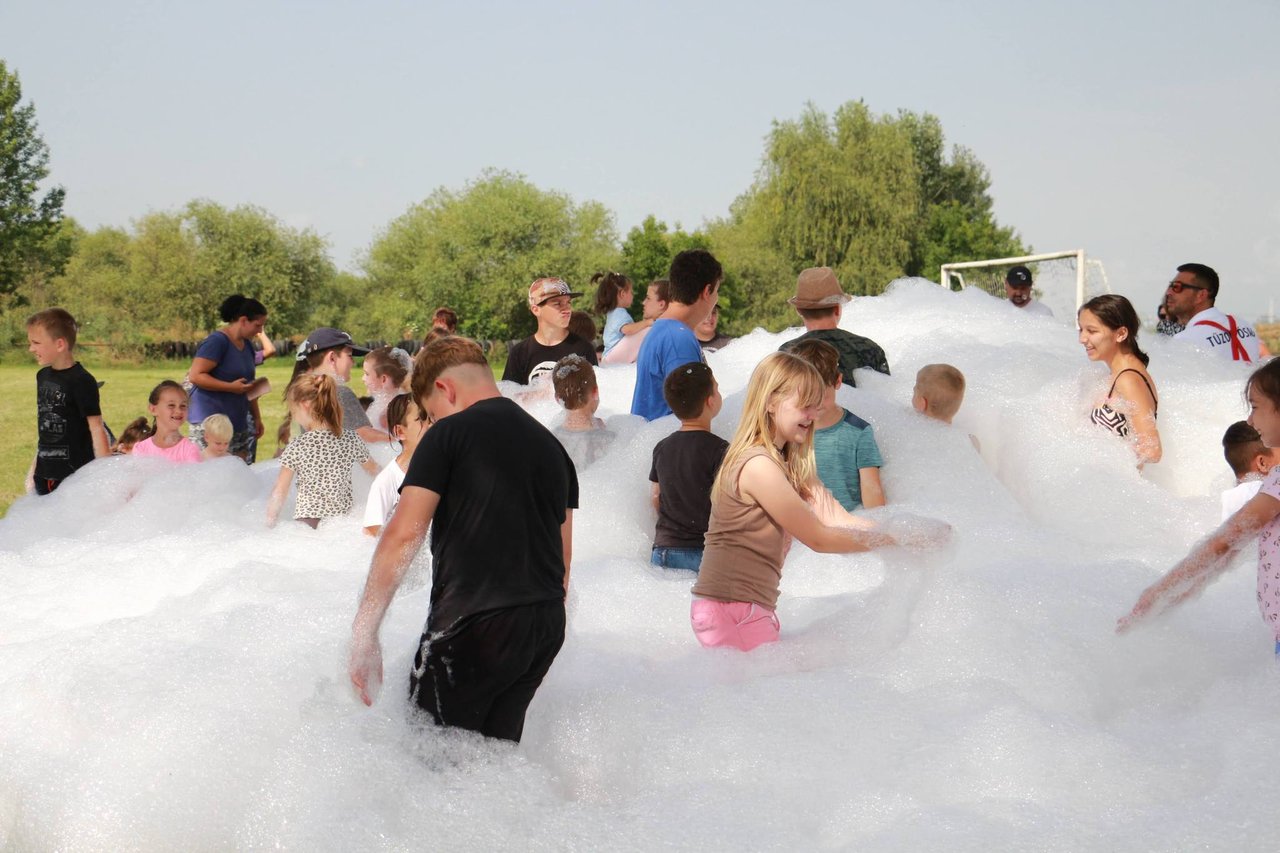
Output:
[281,327,390,447]
[649,362,727,571]
[550,355,615,470]
[501,278,598,386]
[1221,421,1279,521]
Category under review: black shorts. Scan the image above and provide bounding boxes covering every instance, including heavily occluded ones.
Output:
[410,599,566,743]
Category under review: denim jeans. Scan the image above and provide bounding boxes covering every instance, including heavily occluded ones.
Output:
[651,547,704,572]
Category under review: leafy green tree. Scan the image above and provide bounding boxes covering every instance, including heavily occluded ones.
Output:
[364,170,620,342]
[0,61,68,301]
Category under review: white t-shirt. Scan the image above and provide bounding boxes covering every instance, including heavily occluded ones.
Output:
[363,458,407,529]
[1222,478,1264,522]
[1015,300,1054,318]
[1173,307,1261,363]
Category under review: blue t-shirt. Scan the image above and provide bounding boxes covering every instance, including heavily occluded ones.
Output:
[189,330,256,432]
[602,307,632,355]
[812,408,883,511]
[630,319,703,421]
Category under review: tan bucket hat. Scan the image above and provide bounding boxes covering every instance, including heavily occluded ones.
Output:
[788,267,851,308]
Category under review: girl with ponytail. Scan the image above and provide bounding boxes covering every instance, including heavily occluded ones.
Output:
[592,271,649,357]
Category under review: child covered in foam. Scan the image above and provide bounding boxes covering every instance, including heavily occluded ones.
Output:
[550,354,615,470]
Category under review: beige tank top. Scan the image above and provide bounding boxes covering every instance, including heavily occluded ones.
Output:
[692,446,788,609]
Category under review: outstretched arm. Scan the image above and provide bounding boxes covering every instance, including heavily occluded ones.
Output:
[265,467,294,527]
[349,485,438,705]
[741,457,890,553]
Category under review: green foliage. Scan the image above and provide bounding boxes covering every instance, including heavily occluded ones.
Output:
[363,170,621,342]
[0,61,68,301]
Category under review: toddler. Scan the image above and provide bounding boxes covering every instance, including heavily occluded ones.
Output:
[593,271,649,357]
[1221,421,1278,520]
[913,363,979,451]
[201,414,234,460]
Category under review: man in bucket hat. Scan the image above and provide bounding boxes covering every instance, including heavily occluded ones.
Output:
[779,267,889,386]
[502,278,598,386]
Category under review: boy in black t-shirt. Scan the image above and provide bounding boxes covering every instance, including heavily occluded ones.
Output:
[26,308,109,495]
[350,336,577,743]
[501,277,598,386]
[649,362,727,572]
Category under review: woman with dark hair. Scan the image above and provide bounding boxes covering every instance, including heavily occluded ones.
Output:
[188,295,269,462]
[1078,294,1161,465]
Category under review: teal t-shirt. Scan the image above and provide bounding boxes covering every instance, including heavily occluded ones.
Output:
[812,409,883,511]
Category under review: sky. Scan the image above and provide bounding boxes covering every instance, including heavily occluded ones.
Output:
[3,0,1278,321]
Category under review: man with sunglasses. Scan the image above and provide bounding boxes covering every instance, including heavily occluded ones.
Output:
[1168,263,1263,363]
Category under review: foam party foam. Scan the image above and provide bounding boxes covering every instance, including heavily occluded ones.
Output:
[2,279,1276,849]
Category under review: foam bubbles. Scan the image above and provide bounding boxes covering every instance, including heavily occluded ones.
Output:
[2,279,1276,849]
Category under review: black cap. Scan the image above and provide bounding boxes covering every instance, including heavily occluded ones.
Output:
[1006,265,1032,287]
[296,327,370,361]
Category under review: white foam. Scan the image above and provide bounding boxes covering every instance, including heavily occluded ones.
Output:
[3,279,1275,849]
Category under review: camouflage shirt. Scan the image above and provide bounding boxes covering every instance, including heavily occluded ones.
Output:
[781,328,890,387]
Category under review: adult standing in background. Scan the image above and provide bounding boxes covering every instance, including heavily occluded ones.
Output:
[1167,263,1265,363]
[695,304,735,353]
[188,295,268,462]
[1005,265,1054,317]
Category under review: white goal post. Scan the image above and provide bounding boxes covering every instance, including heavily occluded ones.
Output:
[940,249,1109,312]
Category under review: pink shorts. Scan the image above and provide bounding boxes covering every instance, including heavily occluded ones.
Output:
[690,598,780,652]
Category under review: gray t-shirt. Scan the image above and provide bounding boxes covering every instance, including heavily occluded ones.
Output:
[336,383,372,431]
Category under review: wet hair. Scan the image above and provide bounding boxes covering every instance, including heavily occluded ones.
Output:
[663,361,717,421]
[26,307,78,348]
[786,338,841,387]
[1246,358,1280,419]
[385,393,416,440]
[218,294,267,323]
[648,279,671,305]
[915,364,966,420]
[366,346,413,388]
[1177,263,1219,302]
[568,311,597,345]
[552,354,597,411]
[147,380,188,431]
[713,352,825,502]
[113,417,153,453]
[668,249,723,305]
[411,336,489,406]
[591,271,632,315]
[1222,420,1266,477]
[431,306,458,332]
[422,328,451,348]
[201,413,233,443]
[1078,294,1149,367]
[286,373,343,437]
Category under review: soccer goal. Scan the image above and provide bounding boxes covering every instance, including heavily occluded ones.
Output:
[940,250,1110,318]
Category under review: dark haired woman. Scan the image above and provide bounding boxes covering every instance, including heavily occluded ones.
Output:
[188,294,268,462]
[1078,294,1161,466]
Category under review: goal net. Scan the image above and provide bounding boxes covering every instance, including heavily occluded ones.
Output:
[939,250,1110,320]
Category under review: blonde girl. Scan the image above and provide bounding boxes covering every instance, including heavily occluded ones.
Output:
[592,271,648,357]
[131,380,202,464]
[690,352,905,651]
[363,393,427,537]
[267,373,380,529]
[361,346,414,433]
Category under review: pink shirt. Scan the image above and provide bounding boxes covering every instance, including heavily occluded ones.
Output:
[1256,467,1280,638]
[132,436,203,464]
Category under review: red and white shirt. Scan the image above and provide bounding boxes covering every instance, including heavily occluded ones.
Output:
[1172,307,1260,363]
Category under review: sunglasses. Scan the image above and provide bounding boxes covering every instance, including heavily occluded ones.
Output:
[1166,281,1207,293]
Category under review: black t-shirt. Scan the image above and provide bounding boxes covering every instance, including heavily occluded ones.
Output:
[34,362,102,481]
[780,328,890,387]
[403,396,579,633]
[648,429,729,549]
[502,334,598,385]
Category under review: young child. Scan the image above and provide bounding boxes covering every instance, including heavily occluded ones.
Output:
[691,352,941,652]
[267,373,381,529]
[1221,420,1278,521]
[1117,359,1280,654]
[131,380,203,463]
[603,279,668,365]
[200,414,234,460]
[112,418,153,455]
[649,362,727,571]
[26,308,109,494]
[283,327,388,447]
[568,311,598,352]
[551,354,615,470]
[363,393,427,537]
[912,364,966,425]
[361,345,413,433]
[788,338,885,512]
[593,271,649,358]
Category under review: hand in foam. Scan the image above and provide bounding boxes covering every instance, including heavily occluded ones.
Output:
[349,635,384,707]
[880,513,952,550]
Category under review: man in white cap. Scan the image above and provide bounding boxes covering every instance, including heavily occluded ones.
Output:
[1005,265,1053,317]
[779,267,889,387]
[502,278,598,386]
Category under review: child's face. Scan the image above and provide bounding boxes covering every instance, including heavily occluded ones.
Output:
[150,388,189,432]
[618,284,634,309]
[362,360,390,395]
[27,325,65,366]
[395,406,426,446]
[326,347,355,382]
[204,435,231,457]
[1247,385,1280,447]
[768,390,821,448]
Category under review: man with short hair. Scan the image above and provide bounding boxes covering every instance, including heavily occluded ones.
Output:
[502,278,598,385]
[779,267,889,387]
[1005,265,1053,317]
[1168,262,1263,363]
[631,252,721,420]
[349,336,577,743]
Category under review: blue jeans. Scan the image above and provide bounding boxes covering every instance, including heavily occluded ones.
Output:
[651,547,704,572]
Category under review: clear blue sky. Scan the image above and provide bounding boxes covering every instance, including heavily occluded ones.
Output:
[3,0,1277,320]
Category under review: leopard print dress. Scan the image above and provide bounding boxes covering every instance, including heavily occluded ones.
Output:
[278,428,370,519]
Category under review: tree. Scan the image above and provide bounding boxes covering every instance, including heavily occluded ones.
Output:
[0,61,67,301]
[363,170,620,342]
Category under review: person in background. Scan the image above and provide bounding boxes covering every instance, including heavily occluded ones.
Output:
[1221,421,1278,521]
[1005,265,1054,317]
[188,295,268,463]
[283,327,390,447]
[361,346,413,433]
[1079,294,1161,466]
[130,380,202,464]
[594,271,649,358]
[603,279,669,365]
[1155,297,1184,337]
[632,252,720,420]
[568,311,598,353]
[112,418,153,456]
[780,267,889,387]
[695,304,735,353]
[550,354,614,471]
[431,307,458,335]
[200,414,234,461]
[1167,263,1265,363]
[502,278,598,386]
[363,393,427,537]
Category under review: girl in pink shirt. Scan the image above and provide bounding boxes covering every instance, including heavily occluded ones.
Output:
[1119,359,1280,653]
[130,381,203,464]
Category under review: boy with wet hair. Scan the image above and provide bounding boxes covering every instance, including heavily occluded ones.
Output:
[789,338,885,512]
[912,364,966,424]
[26,308,109,494]
[551,354,614,470]
[1221,420,1278,520]
[649,361,727,571]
